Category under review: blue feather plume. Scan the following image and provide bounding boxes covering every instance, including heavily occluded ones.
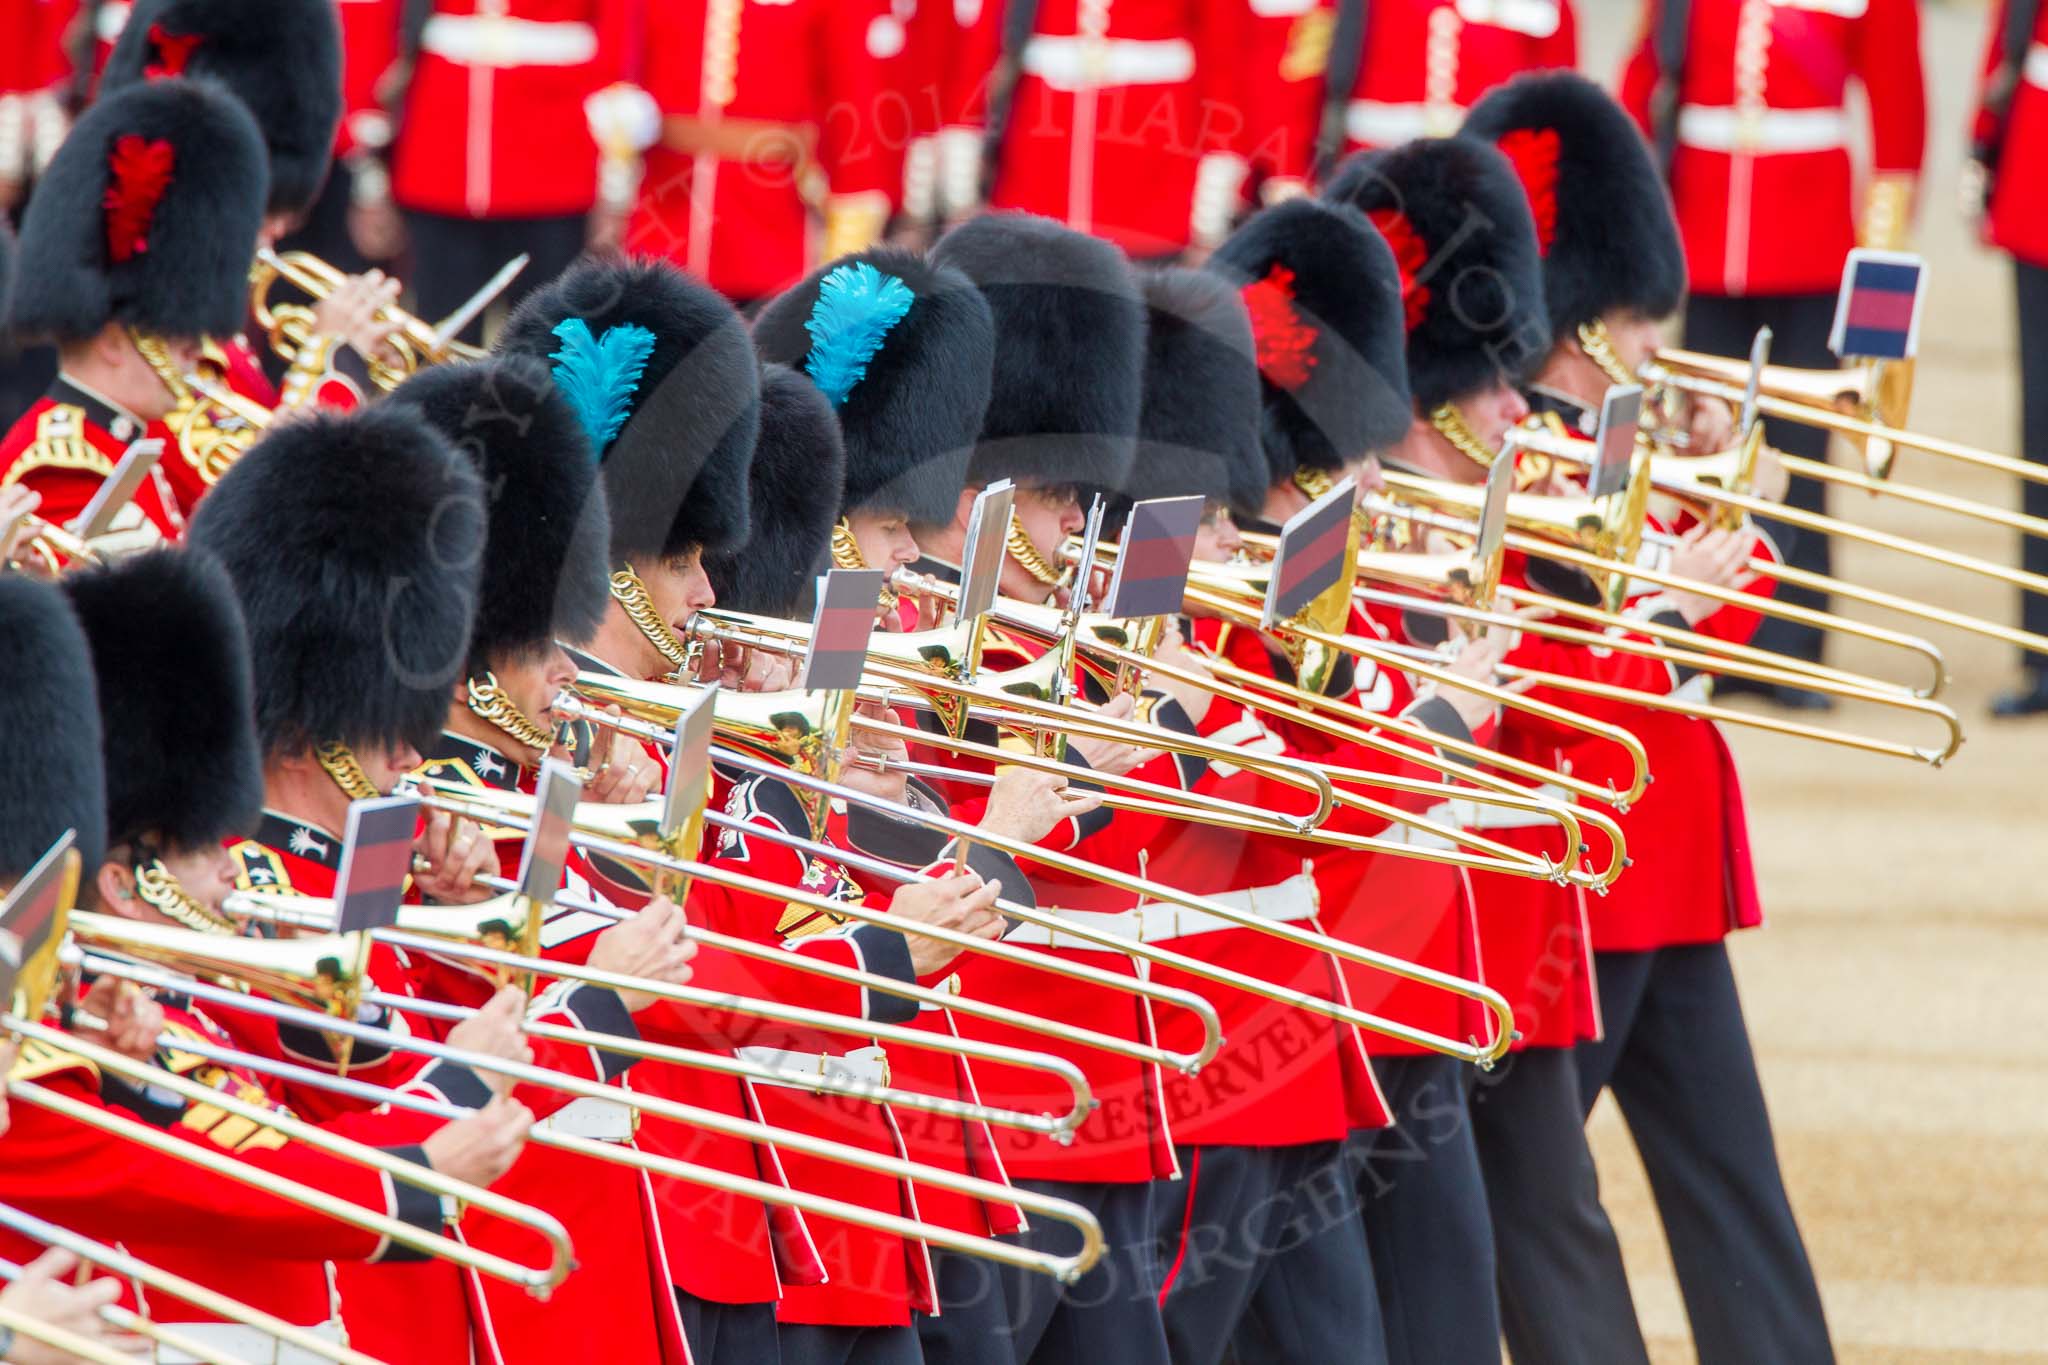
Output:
[549,317,656,453]
[803,262,915,407]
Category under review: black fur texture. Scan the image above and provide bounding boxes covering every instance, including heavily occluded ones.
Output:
[705,365,846,616]
[187,406,487,758]
[386,356,613,674]
[7,79,266,344]
[1131,267,1268,517]
[498,258,757,562]
[1325,137,1551,410]
[0,575,107,879]
[1461,71,1686,340]
[64,549,261,851]
[1208,198,1413,482]
[930,213,1145,495]
[752,247,994,525]
[103,0,343,216]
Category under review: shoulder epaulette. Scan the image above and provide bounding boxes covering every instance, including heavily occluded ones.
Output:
[228,838,296,894]
[2,405,112,484]
[6,1036,97,1084]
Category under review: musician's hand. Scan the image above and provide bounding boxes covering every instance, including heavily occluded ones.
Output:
[0,484,43,569]
[584,721,658,805]
[0,1248,143,1364]
[413,812,498,905]
[1434,624,1513,731]
[839,706,911,803]
[1147,617,1216,725]
[71,978,163,1064]
[311,269,405,370]
[1665,524,1759,623]
[1070,693,1164,777]
[421,1094,533,1187]
[888,871,1004,977]
[1685,394,1737,454]
[586,896,696,1014]
[976,769,1102,845]
[718,641,797,693]
[443,987,534,1098]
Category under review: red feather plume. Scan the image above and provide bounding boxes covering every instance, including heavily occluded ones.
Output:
[144,24,203,79]
[1495,127,1562,257]
[1366,208,1432,333]
[103,134,177,265]
[1241,264,1319,392]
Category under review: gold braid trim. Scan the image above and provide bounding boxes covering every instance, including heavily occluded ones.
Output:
[466,671,556,757]
[1005,518,1065,587]
[1292,466,1335,500]
[1575,320,1638,388]
[833,518,899,615]
[1429,402,1499,470]
[610,567,691,670]
[316,742,379,801]
[135,858,237,934]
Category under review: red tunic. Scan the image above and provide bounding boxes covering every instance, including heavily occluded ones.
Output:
[0,382,186,557]
[1619,0,1926,296]
[624,0,907,301]
[949,0,1253,256]
[1973,0,2048,267]
[390,0,631,220]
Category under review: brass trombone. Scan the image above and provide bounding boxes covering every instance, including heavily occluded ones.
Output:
[542,687,1520,1066]
[70,950,1105,1286]
[75,942,1110,1284]
[0,1201,383,1365]
[1345,489,1965,765]
[249,249,494,394]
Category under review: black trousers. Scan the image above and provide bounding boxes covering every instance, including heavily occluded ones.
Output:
[401,209,588,346]
[1153,1142,1386,1365]
[676,1291,783,1365]
[1682,291,1840,664]
[1575,944,1833,1364]
[778,1323,924,1365]
[917,1178,1170,1365]
[1470,1045,1649,1365]
[2015,260,2048,663]
[1347,1053,1499,1365]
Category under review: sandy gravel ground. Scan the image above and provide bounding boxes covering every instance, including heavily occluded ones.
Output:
[1573,1,2048,1358]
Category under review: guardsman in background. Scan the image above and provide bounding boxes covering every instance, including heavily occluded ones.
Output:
[603,0,908,306]
[375,0,633,341]
[1467,69,1833,1363]
[1620,0,1925,700]
[0,0,74,214]
[942,2,1254,262]
[1972,0,2048,714]
[1243,0,1574,200]
[1325,135,1655,1365]
[281,0,404,274]
[1,78,266,547]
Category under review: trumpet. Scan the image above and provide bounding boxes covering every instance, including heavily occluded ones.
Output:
[249,249,495,394]
[9,516,102,575]
[76,944,1110,1284]
[129,332,274,487]
[551,683,1520,1066]
[0,1201,382,1365]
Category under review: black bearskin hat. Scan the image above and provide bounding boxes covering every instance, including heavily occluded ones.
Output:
[1207,198,1413,483]
[1324,138,1550,411]
[930,213,1145,495]
[103,0,344,217]
[0,576,106,880]
[1130,267,1267,518]
[497,258,757,564]
[1461,72,1686,342]
[752,247,994,526]
[705,365,847,616]
[187,406,488,758]
[387,356,613,676]
[64,549,261,852]
[8,79,265,345]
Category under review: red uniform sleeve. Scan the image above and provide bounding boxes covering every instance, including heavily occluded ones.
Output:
[1616,0,1662,138]
[1853,0,1927,176]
